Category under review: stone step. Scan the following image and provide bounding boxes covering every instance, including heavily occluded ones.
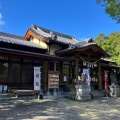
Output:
[0,93,10,98]
[91,90,105,98]
[63,90,106,99]
[0,93,64,101]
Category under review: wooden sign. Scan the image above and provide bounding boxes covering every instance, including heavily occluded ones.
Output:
[48,71,59,89]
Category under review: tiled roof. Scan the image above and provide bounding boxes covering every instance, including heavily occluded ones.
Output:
[55,38,110,58]
[68,38,96,49]
[30,24,79,45]
[0,32,47,49]
[0,32,24,40]
[55,38,96,53]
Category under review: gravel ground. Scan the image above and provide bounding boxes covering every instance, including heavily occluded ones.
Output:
[0,97,120,120]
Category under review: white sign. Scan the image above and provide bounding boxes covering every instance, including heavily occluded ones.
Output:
[0,85,2,93]
[83,69,91,92]
[34,67,41,90]
[64,76,67,81]
[3,85,7,91]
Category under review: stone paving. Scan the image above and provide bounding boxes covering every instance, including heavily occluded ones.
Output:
[0,97,120,120]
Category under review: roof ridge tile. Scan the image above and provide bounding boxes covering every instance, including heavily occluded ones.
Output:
[32,24,76,40]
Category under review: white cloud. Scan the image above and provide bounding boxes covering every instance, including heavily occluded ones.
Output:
[0,13,5,25]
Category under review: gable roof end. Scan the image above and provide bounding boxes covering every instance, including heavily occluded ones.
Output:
[29,24,79,45]
[0,32,47,49]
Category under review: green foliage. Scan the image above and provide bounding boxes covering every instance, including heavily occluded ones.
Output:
[96,0,120,23]
[94,32,120,65]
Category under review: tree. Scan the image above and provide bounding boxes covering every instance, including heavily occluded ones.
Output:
[96,0,120,23]
[94,32,120,65]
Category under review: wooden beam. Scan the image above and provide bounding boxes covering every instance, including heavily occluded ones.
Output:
[100,63,120,68]
[0,49,73,62]
[54,60,56,71]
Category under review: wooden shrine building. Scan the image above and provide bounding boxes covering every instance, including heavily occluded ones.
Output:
[0,24,119,93]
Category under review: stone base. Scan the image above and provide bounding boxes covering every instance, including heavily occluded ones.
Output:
[109,85,120,97]
[53,92,57,96]
[76,85,90,95]
[75,95,91,101]
[75,85,91,101]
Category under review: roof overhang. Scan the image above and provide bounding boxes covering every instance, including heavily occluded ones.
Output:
[0,47,73,62]
[55,44,110,59]
[100,63,120,69]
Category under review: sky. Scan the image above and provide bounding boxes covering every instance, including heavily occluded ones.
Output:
[0,0,120,40]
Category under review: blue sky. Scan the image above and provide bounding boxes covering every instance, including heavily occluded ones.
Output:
[0,0,120,40]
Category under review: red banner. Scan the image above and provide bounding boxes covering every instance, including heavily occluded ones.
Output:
[104,70,108,90]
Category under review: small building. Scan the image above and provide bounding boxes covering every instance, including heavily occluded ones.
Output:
[0,24,119,94]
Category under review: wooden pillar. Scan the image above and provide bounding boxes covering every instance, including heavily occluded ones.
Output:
[76,59,78,84]
[43,60,48,91]
[54,60,56,71]
[98,62,102,90]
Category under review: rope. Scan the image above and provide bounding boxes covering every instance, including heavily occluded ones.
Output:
[79,56,101,64]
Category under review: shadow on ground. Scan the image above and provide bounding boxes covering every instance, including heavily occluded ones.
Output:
[0,97,120,120]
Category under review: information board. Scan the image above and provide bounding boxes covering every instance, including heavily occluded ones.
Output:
[48,72,59,89]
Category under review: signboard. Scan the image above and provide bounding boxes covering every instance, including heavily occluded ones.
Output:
[34,67,41,90]
[48,72,59,89]
[83,69,91,92]
[104,70,108,90]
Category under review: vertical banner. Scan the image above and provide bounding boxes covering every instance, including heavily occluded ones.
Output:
[104,70,108,90]
[34,67,41,90]
[83,69,91,92]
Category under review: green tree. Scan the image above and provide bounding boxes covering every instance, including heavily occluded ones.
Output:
[94,32,120,65]
[96,0,120,23]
